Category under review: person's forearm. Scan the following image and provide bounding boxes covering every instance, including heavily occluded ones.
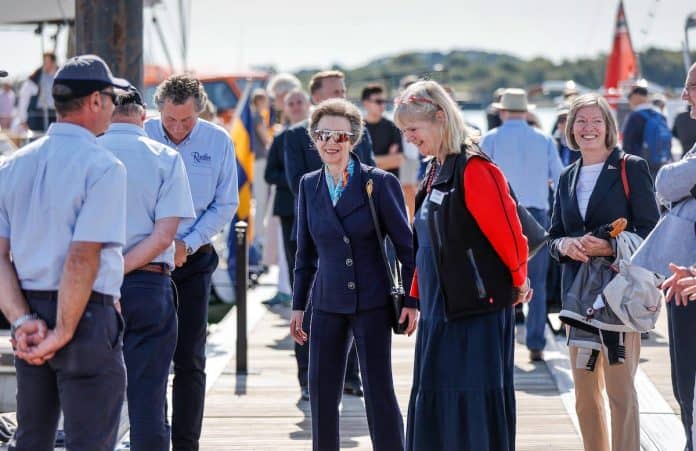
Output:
[124,235,172,274]
[0,255,30,323]
[124,217,179,273]
[55,242,101,341]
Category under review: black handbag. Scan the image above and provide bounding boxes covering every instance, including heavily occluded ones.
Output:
[507,185,548,259]
[365,177,408,334]
[517,204,549,260]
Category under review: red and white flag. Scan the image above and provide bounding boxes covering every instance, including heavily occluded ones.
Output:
[603,0,638,103]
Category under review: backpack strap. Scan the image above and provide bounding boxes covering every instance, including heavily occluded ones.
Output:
[620,154,630,201]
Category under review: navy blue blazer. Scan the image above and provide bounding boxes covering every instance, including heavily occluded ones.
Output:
[292,154,416,314]
[284,119,376,197]
[548,148,659,299]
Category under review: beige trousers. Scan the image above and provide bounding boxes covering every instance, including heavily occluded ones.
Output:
[569,332,640,451]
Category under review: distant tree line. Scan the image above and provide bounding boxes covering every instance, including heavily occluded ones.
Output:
[292,47,689,102]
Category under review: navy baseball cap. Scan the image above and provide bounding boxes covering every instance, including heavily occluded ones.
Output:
[53,54,130,100]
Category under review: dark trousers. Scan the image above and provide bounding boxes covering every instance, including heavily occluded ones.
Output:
[121,271,178,451]
[667,300,696,451]
[10,295,125,451]
[170,248,219,451]
[281,216,361,389]
[280,215,296,287]
[525,207,549,351]
[309,307,404,451]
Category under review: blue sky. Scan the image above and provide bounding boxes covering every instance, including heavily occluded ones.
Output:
[1,0,694,78]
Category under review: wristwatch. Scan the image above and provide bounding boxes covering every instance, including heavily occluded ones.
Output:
[11,313,38,340]
[185,244,194,256]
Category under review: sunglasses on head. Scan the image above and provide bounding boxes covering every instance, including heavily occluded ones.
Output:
[312,129,354,143]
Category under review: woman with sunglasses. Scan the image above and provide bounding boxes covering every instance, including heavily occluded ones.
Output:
[393,81,531,451]
[290,98,418,451]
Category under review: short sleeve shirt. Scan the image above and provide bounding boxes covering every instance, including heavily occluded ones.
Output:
[98,123,196,268]
[0,123,127,296]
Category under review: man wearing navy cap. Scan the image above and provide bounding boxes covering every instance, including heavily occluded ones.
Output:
[99,89,195,451]
[0,54,130,451]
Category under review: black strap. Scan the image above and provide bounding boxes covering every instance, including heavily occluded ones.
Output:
[365,172,401,290]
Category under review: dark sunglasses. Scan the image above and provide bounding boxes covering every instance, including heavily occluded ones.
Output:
[371,99,387,105]
[99,90,118,103]
[312,129,354,143]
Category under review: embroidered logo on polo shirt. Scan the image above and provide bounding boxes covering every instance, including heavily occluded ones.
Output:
[192,152,212,165]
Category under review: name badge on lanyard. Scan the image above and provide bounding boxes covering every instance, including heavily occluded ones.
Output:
[429,189,446,205]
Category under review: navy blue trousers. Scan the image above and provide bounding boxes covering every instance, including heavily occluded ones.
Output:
[170,248,218,451]
[309,306,404,451]
[121,271,178,451]
[10,295,125,451]
[668,300,696,451]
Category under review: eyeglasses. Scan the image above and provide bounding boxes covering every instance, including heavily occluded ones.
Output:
[99,90,118,103]
[312,129,354,143]
[371,99,387,105]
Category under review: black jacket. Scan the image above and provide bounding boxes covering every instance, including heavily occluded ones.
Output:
[548,148,659,301]
[414,148,522,319]
[264,129,295,217]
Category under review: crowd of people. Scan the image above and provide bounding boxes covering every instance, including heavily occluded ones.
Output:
[2,50,696,451]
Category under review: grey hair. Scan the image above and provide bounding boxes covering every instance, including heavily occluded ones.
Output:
[267,73,301,98]
[113,103,144,118]
[153,74,208,113]
[308,98,363,146]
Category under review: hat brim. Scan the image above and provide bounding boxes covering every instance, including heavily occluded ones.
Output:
[492,102,536,112]
[109,76,131,90]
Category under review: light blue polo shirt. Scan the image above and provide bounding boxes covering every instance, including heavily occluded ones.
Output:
[0,122,126,297]
[144,118,239,252]
[98,123,196,269]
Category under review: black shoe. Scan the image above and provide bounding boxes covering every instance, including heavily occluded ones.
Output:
[300,386,310,401]
[529,350,544,362]
[343,381,364,397]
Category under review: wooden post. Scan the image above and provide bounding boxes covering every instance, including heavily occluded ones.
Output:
[75,0,143,91]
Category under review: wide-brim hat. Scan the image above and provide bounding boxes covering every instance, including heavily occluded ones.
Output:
[492,88,535,112]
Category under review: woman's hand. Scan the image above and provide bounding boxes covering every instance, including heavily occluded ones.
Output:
[559,237,589,263]
[289,310,307,345]
[513,278,533,306]
[398,307,419,336]
[579,234,613,257]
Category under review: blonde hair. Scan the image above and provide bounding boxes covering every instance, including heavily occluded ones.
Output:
[565,93,618,150]
[393,80,472,158]
[308,98,363,146]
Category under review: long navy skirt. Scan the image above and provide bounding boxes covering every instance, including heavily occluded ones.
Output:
[406,202,516,451]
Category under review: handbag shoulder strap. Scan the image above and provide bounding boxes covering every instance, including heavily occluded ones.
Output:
[365,170,400,288]
[620,154,630,201]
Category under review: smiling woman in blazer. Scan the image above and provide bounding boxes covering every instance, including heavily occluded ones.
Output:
[548,93,659,451]
[290,98,418,451]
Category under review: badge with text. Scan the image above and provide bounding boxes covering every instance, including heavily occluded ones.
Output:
[429,189,446,205]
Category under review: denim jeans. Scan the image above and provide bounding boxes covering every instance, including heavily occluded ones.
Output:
[525,207,549,351]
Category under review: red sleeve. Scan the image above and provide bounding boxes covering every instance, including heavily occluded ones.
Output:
[409,270,419,299]
[464,157,528,287]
